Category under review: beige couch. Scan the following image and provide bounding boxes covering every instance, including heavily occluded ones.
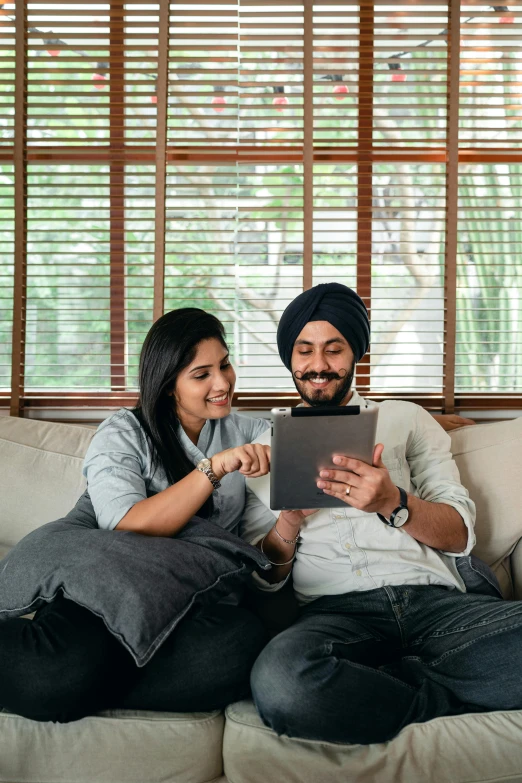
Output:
[1,414,522,783]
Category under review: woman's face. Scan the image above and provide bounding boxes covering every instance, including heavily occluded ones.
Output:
[174,338,236,427]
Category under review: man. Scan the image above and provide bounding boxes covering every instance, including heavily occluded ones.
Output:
[245,282,522,746]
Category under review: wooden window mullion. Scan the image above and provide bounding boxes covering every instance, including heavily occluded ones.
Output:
[356,1,374,395]
[443,0,461,413]
[303,0,313,292]
[110,1,126,391]
[153,0,171,322]
[10,0,28,417]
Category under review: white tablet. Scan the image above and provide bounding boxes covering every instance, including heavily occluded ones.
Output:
[269,405,379,510]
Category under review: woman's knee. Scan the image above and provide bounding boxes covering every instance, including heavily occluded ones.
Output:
[250,633,312,735]
[0,601,128,722]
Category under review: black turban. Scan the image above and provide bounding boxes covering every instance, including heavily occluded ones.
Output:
[276,282,370,371]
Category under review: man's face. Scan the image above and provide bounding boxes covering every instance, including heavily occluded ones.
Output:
[291,321,356,407]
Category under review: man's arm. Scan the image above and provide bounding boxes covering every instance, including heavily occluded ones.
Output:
[374,477,468,553]
[316,406,475,555]
[317,446,468,553]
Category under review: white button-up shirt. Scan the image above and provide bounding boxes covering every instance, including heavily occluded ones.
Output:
[244,390,476,603]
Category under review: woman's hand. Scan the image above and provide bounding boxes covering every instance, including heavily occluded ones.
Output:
[278,508,317,533]
[211,443,271,480]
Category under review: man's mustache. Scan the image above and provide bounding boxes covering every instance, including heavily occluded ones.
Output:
[293,369,348,382]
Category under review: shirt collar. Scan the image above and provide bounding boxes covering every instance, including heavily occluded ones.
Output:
[175,418,214,461]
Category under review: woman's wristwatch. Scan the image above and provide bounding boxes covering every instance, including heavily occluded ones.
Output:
[196,458,221,490]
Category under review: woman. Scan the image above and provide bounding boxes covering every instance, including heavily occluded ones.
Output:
[0,308,291,724]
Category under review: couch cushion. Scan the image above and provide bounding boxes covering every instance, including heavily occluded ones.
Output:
[224,700,522,783]
[0,417,95,547]
[449,417,522,570]
[0,708,225,783]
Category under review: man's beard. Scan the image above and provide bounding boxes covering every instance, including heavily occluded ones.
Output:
[292,360,356,408]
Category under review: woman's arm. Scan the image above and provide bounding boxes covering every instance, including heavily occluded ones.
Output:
[116,443,270,536]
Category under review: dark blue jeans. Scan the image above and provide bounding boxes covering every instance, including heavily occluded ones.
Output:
[251,576,522,745]
[0,596,267,723]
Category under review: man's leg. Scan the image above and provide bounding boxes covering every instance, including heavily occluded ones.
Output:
[119,605,268,712]
[397,586,522,713]
[249,596,436,745]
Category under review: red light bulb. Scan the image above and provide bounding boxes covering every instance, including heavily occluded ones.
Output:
[211,95,226,112]
[333,83,349,99]
[273,95,289,111]
[151,94,158,104]
[499,14,515,22]
[391,72,407,82]
[92,73,107,89]
[47,49,60,57]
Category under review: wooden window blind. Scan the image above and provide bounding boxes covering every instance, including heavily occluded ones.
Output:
[3,0,522,416]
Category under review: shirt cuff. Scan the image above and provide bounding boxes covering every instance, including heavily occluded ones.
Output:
[439,501,476,557]
[250,569,291,592]
[249,532,292,592]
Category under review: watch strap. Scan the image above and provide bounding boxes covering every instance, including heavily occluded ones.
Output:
[197,460,221,490]
[377,486,408,527]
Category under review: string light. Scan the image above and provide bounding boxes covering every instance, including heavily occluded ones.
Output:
[2,5,515,102]
[211,86,226,112]
[493,6,515,23]
[92,62,109,89]
[44,39,61,57]
[389,62,407,82]
[272,86,289,111]
[331,74,349,99]
[386,5,515,80]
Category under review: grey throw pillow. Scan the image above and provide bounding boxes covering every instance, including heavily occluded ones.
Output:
[0,491,270,666]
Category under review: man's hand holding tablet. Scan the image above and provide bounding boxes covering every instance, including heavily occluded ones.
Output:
[316,442,401,519]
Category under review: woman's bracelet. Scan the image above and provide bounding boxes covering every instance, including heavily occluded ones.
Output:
[274,522,300,545]
[260,533,296,567]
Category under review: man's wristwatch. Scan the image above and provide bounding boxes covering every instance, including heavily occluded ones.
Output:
[196,458,221,490]
[377,486,409,528]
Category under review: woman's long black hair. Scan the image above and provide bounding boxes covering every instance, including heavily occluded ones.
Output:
[132,308,228,519]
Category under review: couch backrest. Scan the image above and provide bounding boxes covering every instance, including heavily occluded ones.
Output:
[449,416,522,569]
[0,416,95,548]
[1,414,522,573]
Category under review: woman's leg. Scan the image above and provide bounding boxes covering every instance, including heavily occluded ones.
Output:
[119,605,268,712]
[0,595,133,723]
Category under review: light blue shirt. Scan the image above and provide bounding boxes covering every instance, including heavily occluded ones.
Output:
[82,408,272,537]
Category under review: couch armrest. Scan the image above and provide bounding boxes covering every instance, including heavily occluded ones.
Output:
[510,538,522,600]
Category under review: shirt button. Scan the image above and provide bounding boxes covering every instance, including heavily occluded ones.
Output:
[356,569,362,577]
[344,543,351,550]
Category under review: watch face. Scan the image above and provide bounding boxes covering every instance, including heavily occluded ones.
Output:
[394,508,409,527]
[199,458,211,469]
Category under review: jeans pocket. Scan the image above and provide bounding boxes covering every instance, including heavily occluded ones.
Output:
[456,554,503,599]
